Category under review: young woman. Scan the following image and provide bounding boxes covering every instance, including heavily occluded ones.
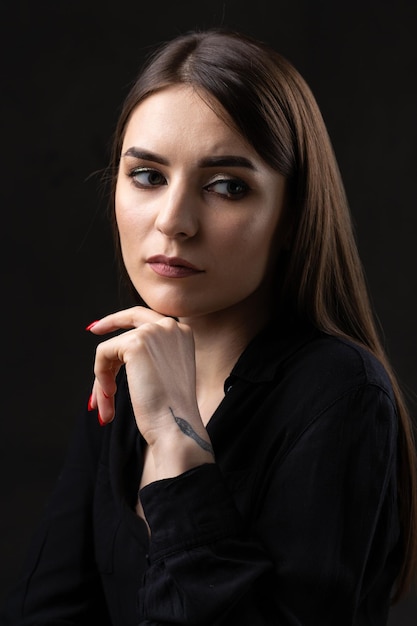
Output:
[1,28,416,626]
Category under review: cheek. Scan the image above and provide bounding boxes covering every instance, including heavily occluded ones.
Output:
[115,191,147,250]
[116,207,134,238]
[114,185,128,235]
[223,214,281,267]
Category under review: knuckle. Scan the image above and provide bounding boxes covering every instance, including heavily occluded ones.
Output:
[137,321,154,337]
[124,327,146,356]
[130,305,142,323]
[95,342,105,358]
[161,316,178,330]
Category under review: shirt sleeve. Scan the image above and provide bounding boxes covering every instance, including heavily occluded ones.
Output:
[138,383,401,625]
[0,403,112,626]
[139,463,273,624]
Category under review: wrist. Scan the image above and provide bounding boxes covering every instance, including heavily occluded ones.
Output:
[148,424,215,481]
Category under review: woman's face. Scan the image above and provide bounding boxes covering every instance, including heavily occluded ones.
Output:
[115,85,287,324]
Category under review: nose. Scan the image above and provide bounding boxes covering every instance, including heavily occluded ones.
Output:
[155,181,199,239]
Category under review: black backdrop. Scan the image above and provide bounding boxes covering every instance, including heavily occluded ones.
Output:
[1,1,416,623]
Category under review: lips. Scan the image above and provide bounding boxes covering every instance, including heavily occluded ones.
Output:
[146,255,203,278]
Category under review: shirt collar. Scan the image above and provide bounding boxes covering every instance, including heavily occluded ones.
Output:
[227,317,318,385]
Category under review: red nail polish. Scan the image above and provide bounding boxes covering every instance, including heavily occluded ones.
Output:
[87,394,94,412]
[97,411,105,427]
[85,320,99,331]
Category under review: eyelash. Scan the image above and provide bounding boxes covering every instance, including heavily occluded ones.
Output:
[128,167,166,188]
[127,167,250,200]
[204,177,249,199]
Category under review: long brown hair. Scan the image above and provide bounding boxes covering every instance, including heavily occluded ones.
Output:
[108,28,417,601]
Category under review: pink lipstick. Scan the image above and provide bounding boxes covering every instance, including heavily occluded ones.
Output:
[147,255,203,278]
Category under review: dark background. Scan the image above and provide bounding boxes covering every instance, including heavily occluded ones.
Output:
[1,0,416,623]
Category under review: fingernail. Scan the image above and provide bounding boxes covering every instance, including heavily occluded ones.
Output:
[97,411,105,427]
[85,320,99,331]
[87,394,94,412]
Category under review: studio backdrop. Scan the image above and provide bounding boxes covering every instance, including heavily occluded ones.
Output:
[1,1,416,623]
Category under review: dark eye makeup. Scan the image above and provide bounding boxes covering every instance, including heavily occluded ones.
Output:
[126,165,250,201]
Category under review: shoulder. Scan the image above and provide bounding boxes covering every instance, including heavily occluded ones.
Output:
[236,320,392,397]
[300,332,394,400]
[289,332,393,395]
[234,321,398,427]
[275,331,398,436]
[226,325,400,473]
[235,321,396,408]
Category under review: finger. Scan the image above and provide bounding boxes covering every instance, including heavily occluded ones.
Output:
[96,384,116,425]
[94,345,121,398]
[86,306,165,336]
[87,378,115,424]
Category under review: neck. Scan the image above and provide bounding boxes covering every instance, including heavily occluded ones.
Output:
[180,297,273,412]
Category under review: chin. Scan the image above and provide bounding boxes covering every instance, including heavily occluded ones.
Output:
[137,293,196,319]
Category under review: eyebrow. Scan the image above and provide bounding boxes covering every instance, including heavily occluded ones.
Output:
[122,147,257,171]
[123,148,169,165]
[199,155,257,170]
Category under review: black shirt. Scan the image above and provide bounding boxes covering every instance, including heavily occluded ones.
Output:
[0,321,402,625]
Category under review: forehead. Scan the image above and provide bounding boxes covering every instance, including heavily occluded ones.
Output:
[121,85,254,157]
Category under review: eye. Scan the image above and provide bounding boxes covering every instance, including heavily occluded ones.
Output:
[128,167,167,188]
[204,177,249,200]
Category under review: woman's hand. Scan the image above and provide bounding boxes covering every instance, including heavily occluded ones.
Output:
[87,306,214,478]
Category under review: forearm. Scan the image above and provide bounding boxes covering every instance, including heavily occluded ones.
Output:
[138,464,272,625]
